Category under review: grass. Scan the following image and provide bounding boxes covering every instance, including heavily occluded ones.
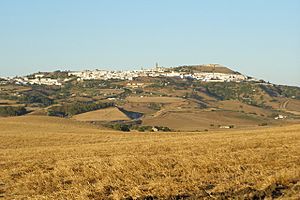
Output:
[217,100,273,117]
[72,107,130,122]
[285,99,300,115]
[0,116,300,199]
[143,110,265,131]
[126,96,184,103]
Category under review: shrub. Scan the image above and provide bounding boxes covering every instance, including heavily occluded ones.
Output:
[137,126,153,132]
[47,102,115,117]
[47,109,66,117]
[259,123,268,126]
[19,92,53,106]
[148,103,161,110]
[0,106,27,117]
[112,124,131,132]
[153,126,171,132]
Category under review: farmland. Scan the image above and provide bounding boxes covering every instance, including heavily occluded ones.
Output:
[126,96,184,103]
[142,110,266,131]
[0,116,300,199]
[72,107,130,122]
[1,68,300,131]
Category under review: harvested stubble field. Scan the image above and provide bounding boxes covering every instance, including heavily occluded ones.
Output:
[72,107,130,122]
[0,116,300,199]
[126,97,184,103]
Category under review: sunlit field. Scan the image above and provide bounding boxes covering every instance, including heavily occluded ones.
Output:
[0,116,299,199]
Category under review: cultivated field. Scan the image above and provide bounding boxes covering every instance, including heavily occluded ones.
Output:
[126,96,184,103]
[0,116,300,199]
[217,100,273,117]
[72,107,130,122]
[143,110,267,131]
[285,99,300,115]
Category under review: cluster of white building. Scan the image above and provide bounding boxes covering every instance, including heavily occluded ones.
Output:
[67,67,177,81]
[274,114,287,120]
[68,67,251,83]
[9,74,65,86]
[68,70,139,81]
[3,65,256,86]
[26,78,62,86]
[0,77,9,85]
[191,72,248,82]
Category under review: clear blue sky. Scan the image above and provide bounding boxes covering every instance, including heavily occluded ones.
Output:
[0,0,299,86]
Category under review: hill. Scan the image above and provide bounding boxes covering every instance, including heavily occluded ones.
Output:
[1,65,300,131]
[142,109,266,131]
[0,116,299,199]
[173,64,238,74]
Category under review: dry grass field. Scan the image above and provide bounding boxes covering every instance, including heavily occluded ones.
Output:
[0,100,18,105]
[72,107,130,122]
[121,103,159,115]
[143,110,267,131]
[285,99,300,115]
[0,116,300,199]
[217,100,273,117]
[286,100,300,111]
[126,97,184,103]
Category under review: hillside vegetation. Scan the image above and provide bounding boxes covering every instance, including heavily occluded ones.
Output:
[0,116,299,199]
[173,65,237,74]
[1,67,300,131]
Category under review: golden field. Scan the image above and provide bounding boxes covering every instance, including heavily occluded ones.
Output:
[126,97,184,103]
[142,110,265,131]
[0,116,300,199]
[72,107,130,122]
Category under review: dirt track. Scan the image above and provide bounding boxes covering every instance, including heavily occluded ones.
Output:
[280,100,290,109]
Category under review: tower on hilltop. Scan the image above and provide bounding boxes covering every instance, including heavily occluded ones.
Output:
[212,64,217,76]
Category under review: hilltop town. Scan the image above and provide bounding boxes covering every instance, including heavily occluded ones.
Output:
[1,64,300,199]
[1,63,299,133]
[1,64,258,86]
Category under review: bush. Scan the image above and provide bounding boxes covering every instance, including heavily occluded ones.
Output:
[47,102,115,117]
[259,123,268,126]
[205,82,257,101]
[19,92,53,106]
[267,85,281,96]
[47,109,66,117]
[148,103,161,110]
[0,106,27,116]
[155,126,171,132]
[137,126,153,132]
[107,124,171,132]
[112,124,131,132]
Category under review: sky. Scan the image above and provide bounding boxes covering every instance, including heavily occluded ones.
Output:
[0,0,299,86]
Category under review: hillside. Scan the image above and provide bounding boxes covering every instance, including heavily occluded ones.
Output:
[173,64,238,74]
[0,116,299,199]
[72,107,130,122]
[142,110,266,131]
[1,65,300,131]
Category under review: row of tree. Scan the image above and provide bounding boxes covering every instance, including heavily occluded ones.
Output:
[0,106,27,117]
[107,123,171,132]
[48,101,115,117]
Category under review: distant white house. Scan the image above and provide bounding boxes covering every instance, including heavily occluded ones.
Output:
[274,115,287,120]
[27,78,62,86]
[34,74,45,78]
